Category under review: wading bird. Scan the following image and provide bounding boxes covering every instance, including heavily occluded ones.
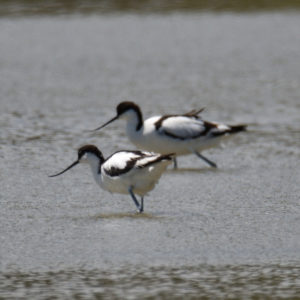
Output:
[49,145,173,213]
[93,102,246,168]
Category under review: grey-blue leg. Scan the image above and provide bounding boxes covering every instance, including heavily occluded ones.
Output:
[172,157,178,169]
[194,151,217,168]
[140,197,144,213]
[128,186,141,211]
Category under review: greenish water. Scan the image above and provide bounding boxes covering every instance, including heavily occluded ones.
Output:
[1,265,300,299]
[0,0,300,16]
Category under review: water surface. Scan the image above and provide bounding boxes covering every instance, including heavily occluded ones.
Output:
[0,10,300,299]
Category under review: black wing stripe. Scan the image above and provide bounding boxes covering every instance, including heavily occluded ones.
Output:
[104,151,151,177]
[154,115,176,130]
[137,153,174,168]
[104,152,173,177]
[155,108,205,131]
[105,159,137,177]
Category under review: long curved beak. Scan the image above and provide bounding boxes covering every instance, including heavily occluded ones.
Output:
[93,115,119,131]
[49,160,79,177]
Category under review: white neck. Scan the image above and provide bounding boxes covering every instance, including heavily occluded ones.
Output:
[122,109,141,135]
[86,153,102,183]
[120,109,141,130]
[127,111,138,128]
[124,113,143,148]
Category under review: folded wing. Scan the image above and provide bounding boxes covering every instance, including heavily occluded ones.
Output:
[157,116,215,140]
[103,151,172,177]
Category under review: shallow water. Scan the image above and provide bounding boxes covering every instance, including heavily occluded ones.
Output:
[1,9,300,299]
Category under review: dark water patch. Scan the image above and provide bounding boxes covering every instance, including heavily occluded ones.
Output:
[92,211,165,220]
[1,0,300,16]
[65,211,167,222]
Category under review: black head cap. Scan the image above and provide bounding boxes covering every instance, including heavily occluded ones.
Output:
[116,101,143,130]
[116,101,141,115]
[78,145,104,161]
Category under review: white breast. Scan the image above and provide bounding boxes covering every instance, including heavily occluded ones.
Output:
[99,151,171,196]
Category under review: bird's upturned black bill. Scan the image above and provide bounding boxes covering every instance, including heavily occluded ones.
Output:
[49,160,79,177]
[93,115,119,131]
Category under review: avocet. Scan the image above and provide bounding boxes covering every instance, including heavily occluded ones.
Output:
[49,145,173,213]
[94,101,246,168]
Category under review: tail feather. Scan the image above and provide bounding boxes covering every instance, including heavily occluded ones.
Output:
[139,153,175,168]
[210,123,247,137]
[154,153,175,164]
[228,124,247,134]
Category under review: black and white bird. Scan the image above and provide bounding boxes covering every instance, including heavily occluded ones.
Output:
[49,145,173,213]
[94,101,247,168]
